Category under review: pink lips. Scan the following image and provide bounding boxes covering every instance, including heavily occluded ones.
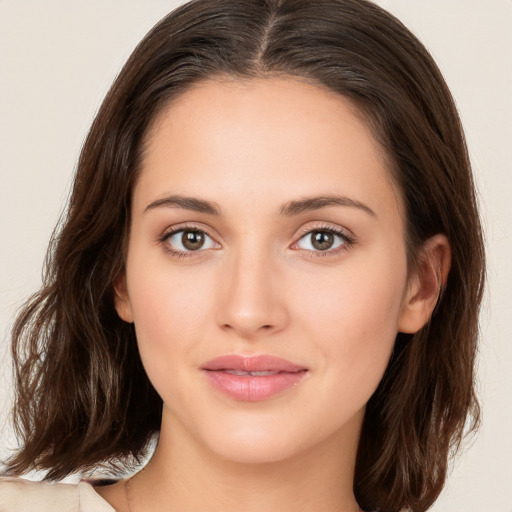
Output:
[201,355,308,401]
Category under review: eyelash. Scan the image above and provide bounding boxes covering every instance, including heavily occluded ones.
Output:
[294,225,355,258]
[159,224,215,259]
[159,224,355,259]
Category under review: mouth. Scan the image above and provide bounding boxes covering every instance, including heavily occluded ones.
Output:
[201,354,307,373]
[219,369,290,376]
[201,354,309,401]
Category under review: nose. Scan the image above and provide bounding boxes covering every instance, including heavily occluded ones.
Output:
[215,244,289,340]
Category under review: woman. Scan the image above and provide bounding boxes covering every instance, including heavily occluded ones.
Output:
[0,0,485,511]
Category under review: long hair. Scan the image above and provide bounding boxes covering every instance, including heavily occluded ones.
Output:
[4,1,485,511]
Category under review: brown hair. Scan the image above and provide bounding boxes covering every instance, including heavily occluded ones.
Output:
[4,1,485,511]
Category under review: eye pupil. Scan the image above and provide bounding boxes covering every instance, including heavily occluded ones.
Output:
[182,231,205,250]
[311,231,334,250]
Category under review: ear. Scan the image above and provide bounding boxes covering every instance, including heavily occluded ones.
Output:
[113,271,134,323]
[398,234,451,334]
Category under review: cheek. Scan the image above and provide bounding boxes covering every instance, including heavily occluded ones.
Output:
[293,249,407,393]
[125,259,216,394]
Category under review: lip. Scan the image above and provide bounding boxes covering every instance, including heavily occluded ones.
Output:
[201,354,309,401]
[202,354,307,373]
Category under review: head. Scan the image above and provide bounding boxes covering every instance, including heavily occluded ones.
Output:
[8,1,485,511]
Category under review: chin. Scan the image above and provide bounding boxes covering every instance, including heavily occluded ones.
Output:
[209,430,305,465]
[193,411,338,466]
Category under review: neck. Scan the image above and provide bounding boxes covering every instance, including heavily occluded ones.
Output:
[129,408,363,512]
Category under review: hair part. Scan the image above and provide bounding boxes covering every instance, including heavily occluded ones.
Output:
[4,1,485,511]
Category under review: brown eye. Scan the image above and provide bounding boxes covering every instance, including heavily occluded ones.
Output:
[182,231,205,251]
[164,229,218,253]
[295,228,349,253]
[311,231,335,250]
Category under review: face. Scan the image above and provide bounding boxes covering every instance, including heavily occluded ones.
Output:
[115,77,427,464]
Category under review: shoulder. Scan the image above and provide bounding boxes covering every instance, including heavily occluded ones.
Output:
[0,477,78,512]
[0,477,116,512]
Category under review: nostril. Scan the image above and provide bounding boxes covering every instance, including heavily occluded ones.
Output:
[221,323,274,332]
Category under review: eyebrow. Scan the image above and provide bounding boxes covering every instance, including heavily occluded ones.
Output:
[280,195,376,217]
[145,195,221,215]
[144,194,376,217]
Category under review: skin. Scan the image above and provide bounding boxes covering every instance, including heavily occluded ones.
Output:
[99,77,450,512]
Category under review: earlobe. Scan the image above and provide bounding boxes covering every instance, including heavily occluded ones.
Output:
[113,272,134,323]
[398,234,451,334]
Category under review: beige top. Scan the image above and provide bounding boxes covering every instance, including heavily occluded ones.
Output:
[0,477,116,512]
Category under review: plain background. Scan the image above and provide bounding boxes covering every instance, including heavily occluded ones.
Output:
[0,1,511,510]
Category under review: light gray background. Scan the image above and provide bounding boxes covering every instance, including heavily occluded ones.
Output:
[1,1,511,510]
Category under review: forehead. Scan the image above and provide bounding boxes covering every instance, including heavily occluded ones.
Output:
[135,77,403,223]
